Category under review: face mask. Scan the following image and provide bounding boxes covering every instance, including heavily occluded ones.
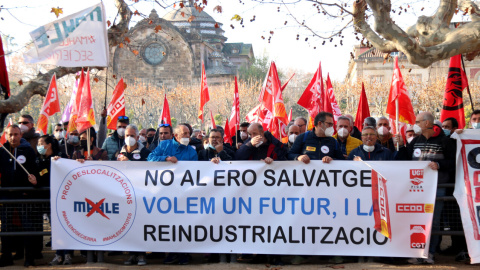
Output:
[37,145,47,155]
[377,126,388,136]
[240,131,248,140]
[125,137,137,147]
[180,137,190,146]
[324,126,334,137]
[54,132,63,140]
[207,144,216,150]
[117,128,126,137]
[19,124,29,133]
[288,134,297,143]
[337,127,348,138]
[139,136,146,143]
[473,122,480,129]
[80,139,89,149]
[407,137,414,144]
[443,129,451,136]
[363,144,375,152]
[413,124,422,134]
[147,136,154,144]
[61,130,67,138]
[68,135,79,144]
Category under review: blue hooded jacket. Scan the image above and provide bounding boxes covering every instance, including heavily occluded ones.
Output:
[147,139,198,161]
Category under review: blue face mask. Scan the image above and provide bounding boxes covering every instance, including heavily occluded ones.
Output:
[473,122,480,129]
[207,144,216,150]
[37,145,47,155]
[443,129,451,136]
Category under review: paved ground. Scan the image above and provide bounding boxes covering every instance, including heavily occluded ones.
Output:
[1,236,477,269]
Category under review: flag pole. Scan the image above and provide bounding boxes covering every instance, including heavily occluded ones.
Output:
[103,67,108,124]
[278,119,282,140]
[0,142,30,175]
[87,128,91,157]
[460,55,475,111]
[395,99,399,151]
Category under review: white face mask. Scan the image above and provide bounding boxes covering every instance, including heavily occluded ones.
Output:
[473,122,480,129]
[139,135,146,143]
[68,135,79,144]
[240,131,248,140]
[19,124,29,133]
[288,134,297,143]
[377,126,388,136]
[324,126,334,137]
[413,124,422,134]
[117,128,126,137]
[363,144,375,152]
[179,137,190,146]
[54,132,63,140]
[407,137,414,144]
[337,127,349,138]
[125,137,137,147]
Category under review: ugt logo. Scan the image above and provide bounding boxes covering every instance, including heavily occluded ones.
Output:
[409,169,424,192]
[74,198,120,220]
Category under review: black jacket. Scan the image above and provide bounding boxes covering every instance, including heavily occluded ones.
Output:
[198,146,234,161]
[0,139,38,190]
[348,144,393,161]
[288,130,344,160]
[119,143,151,161]
[235,131,287,160]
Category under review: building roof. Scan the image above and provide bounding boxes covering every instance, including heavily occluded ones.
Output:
[223,43,253,56]
[163,6,216,23]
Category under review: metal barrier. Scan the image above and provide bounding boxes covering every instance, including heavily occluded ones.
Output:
[434,183,464,236]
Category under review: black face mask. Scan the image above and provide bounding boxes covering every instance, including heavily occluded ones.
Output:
[80,140,94,150]
[147,136,154,144]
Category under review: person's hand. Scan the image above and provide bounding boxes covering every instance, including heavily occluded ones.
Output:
[28,174,37,185]
[428,161,439,170]
[76,159,85,163]
[211,157,221,164]
[262,157,273,164]
[353,156,362,161]
[455,129,464,134]
[117,155,129,161]
[215,144,223,153]
[236,142,243,149]
[322,156,333,163]
[250,135,263,147]
[343,154,348,159]
[52,156,61,161]
[86,155,93,161]
[297,155,310,164]
[393,134,404,147]
[101,109,107,118]
[166,156,178,163]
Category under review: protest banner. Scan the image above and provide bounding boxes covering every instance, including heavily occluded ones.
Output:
[51,159,436,257]
[452,130,480,263]
[24,3,109,67]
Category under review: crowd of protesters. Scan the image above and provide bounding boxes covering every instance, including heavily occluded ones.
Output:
[0,108,475,267]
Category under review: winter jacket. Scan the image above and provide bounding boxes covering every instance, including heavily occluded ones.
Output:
[235,131,287,161]
[198,145,234,161]
[0,139,38,189]
[101,130,125,160]
[377,133,396,152]
[347,144,393,161]
[22,128,40,155]
[119,142,151,161]
[189,137,205,153]
[351,126,362,140]
[333,134,363,156]
[288,130,345,160]
[396,126,455,184]
[147,139,198,161]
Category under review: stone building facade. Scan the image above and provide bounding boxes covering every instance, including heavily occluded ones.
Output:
[110,4,254,88]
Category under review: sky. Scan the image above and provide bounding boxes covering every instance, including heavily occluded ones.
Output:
[0,0,470,81]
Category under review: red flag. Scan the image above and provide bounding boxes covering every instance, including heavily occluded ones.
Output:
[0,38,9,98]
[228,76,240,136]
[0,118,12,145]
[210,111,216,129]
[223,118,233,145]
[440,55,468,129]
[246,104,264,123]
[281,73,295,92]
[386,56,416,132]
[198,61,210,122]
[287,108,292,123]
[326,74,341,122]
[355,82,371,131]
[159,94,172,126]
[76,69,96,134]
[36,74,61,135]
[67,69,85,134]
[372,169,392,239]
[107,78,126,130]
[298,62,323,118]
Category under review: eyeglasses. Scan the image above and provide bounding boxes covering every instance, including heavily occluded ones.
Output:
[361,133,377,137]
[18,121,31,125]
[322,121,334,128]
[159,123,171,127]
[118,116,129,120]
[209,136,221,139]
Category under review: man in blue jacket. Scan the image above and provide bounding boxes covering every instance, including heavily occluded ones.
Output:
[288,112,344,163]
[147,124,198,162]
[348,126,393,161]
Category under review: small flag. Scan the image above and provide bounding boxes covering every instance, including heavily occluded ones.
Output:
[440,55,468,129]
[36,74,61,135]
[198,61,210,122]
[159,94,171,126]
[355,82,371,131]
[372,169,392,239]
[107,78,126,130]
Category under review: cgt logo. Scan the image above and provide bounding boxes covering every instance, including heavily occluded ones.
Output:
[396,203,434,213]
[74,198,120,220]
[409,169,424,192]
[410,225,426,249]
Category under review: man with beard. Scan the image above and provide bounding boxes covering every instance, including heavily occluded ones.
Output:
[198,129,234,162]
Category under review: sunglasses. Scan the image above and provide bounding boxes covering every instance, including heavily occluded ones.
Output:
[118,116,129,120]
[159,123,171,127]
[18,121,31,125]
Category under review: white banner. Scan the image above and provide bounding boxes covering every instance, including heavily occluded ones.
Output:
[452,130,480,263]
[51,159,436,257]
[24,3,109,67]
